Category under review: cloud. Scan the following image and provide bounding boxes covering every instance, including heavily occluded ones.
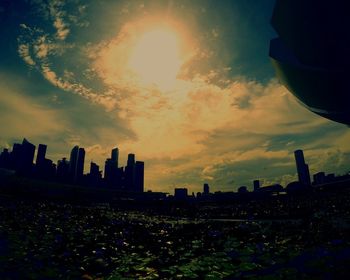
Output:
[11,3,350,193]
[18,44,36,66]
[0,72,67,142]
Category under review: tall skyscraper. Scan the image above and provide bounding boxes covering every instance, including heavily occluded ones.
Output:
[111,147,119,167]
[125,153,136,191]
[104,147,121,188]
[127,153,135,166]
[76,147,85,181]
[104,158,113,183]
[134,161,144,192]
[57,157,69,181]
[10,143,22,170]
[294,149,311,186]
[36,144,47,166]
[69,146,85,182]
[18,138,35,175]
[69,146,79,181]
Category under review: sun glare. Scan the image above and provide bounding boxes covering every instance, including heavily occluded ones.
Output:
[128,27,182,90]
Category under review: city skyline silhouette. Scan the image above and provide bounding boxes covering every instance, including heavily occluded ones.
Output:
[1,1,350,279]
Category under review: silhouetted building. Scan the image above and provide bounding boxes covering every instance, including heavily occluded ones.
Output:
[77,148,85,181]
[69,146,79,181]
[127,153,135,166]
[313,172,326,185]
[17,138,35,175]
[238,186,248,193]
[36,144,47,166]
[57,157,69,181]
[0,148,10,169]
[294,150,311,186]
[104,158,114,183]
[174,188,188,199]
[253,180,260,192]
[69,146,85,182]
[134,161,144,192]
[125,153,136,191]
[88,161,101,186]
[203,183,210,195]
[104,147,121,188]
[10,143,22,170]
[286,181,311,194]
[35,144,56,179]
[111,147,119,167]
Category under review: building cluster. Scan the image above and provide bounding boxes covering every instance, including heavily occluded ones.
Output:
[0,138,144,192]
[173,149,350,199]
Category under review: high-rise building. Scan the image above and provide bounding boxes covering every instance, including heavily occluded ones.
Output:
[104,147,122,188]
[294,149,311,186]
[18,138,35,175]
[57,157,69,181]
[10,143,22,170]
[77,147,85,181]
[125,153,136,191]
[69,146,85,182]
[203,183,210,195]
[69,146,79,181]
[88,161,101,185]
[90,162,99,176]
[127,153,135,166]
[134,161,144,192]
[111,147,119,167]
[104,158,113,182]
[36,144,47,166]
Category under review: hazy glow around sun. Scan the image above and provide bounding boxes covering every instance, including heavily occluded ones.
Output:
[128,27,182,90]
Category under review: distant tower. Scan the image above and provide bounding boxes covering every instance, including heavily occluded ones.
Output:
[89,161,101,185]
[104,158,113,182]
[203,183,210,195]
[134,161,144,192]
[69,146,85,182]
[125,153,136,191]
[57,157,69,181]
[90,162,100,176]
[104,147,121,188]
[76,147,85,180]
[111,147,119,167]
[253,180,260,192]
[36,144,47,166]
[18,138,35,175]
[294,149,311,186]
[127,153,135,166]
[11,143,22,170]
[69,146,79,181]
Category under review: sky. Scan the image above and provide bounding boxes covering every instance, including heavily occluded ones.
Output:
[1,0,350,193]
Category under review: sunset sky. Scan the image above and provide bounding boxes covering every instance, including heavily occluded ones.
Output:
[1,0,350,193]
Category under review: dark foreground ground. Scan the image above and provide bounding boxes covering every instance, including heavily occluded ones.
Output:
[1,194,350,280]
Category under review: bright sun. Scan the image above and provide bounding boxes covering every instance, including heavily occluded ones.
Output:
[128,27,182,90]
